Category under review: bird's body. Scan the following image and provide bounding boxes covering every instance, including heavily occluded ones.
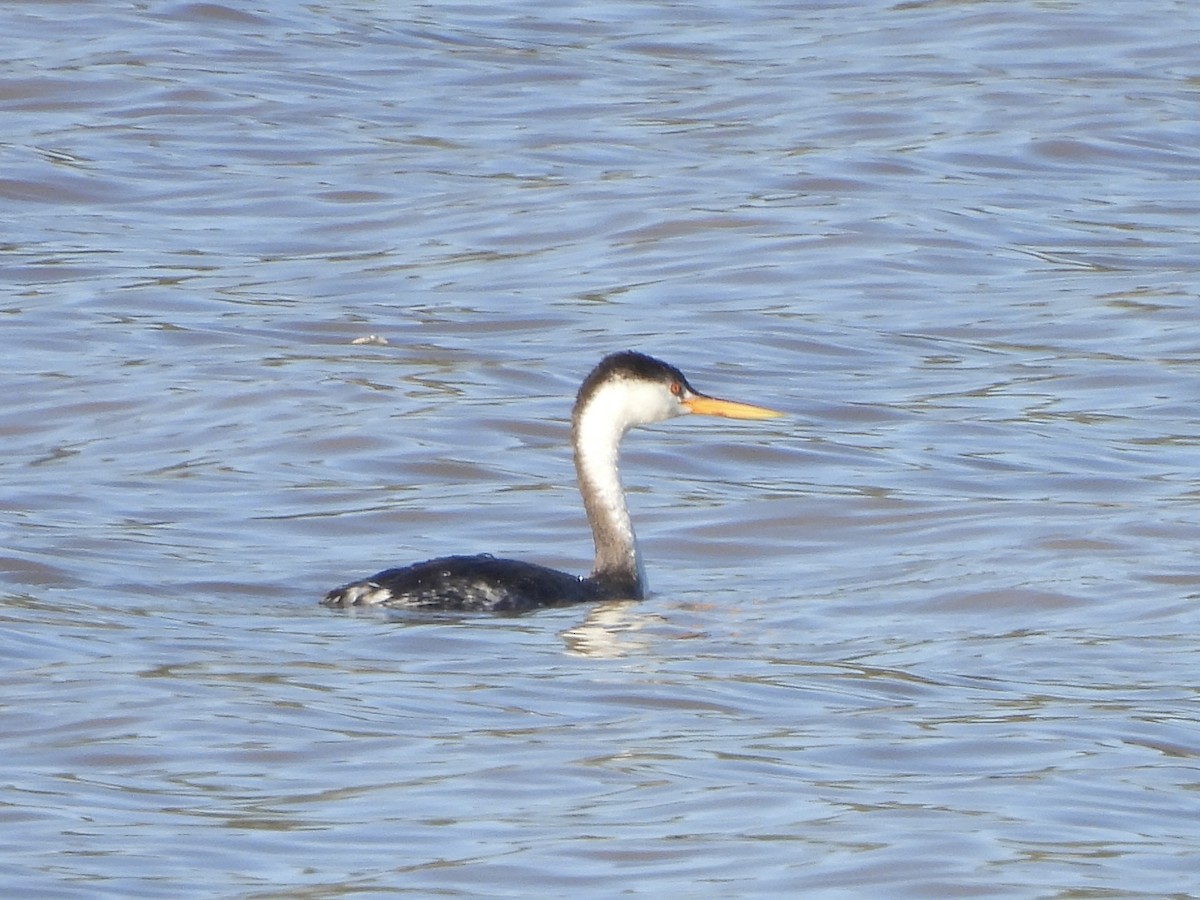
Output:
[322,555,619,613]
[322,351,780,613]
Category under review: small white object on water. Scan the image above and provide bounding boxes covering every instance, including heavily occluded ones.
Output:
[350,335,388,345]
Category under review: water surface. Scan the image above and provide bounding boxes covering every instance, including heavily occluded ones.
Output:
[3,1,1199,896]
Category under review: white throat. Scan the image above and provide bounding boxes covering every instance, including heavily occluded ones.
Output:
[572,379,680,584]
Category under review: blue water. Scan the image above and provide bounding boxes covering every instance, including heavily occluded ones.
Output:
[3,1,1199,896]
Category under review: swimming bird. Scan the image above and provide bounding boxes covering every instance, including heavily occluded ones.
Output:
[322,351,781,613]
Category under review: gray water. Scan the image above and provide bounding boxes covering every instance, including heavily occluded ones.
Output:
[3,1,1200,896]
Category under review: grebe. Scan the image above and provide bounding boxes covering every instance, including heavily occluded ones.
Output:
[322,351,781,613]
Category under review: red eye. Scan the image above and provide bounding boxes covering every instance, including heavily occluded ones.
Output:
[670,381,682,396]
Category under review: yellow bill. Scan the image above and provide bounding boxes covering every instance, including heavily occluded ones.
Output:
[684,394,783,420]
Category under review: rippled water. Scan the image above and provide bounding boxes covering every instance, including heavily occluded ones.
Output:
[4,1,1200,896]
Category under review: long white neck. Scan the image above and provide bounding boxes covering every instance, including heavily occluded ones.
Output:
[571,385,648,591]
